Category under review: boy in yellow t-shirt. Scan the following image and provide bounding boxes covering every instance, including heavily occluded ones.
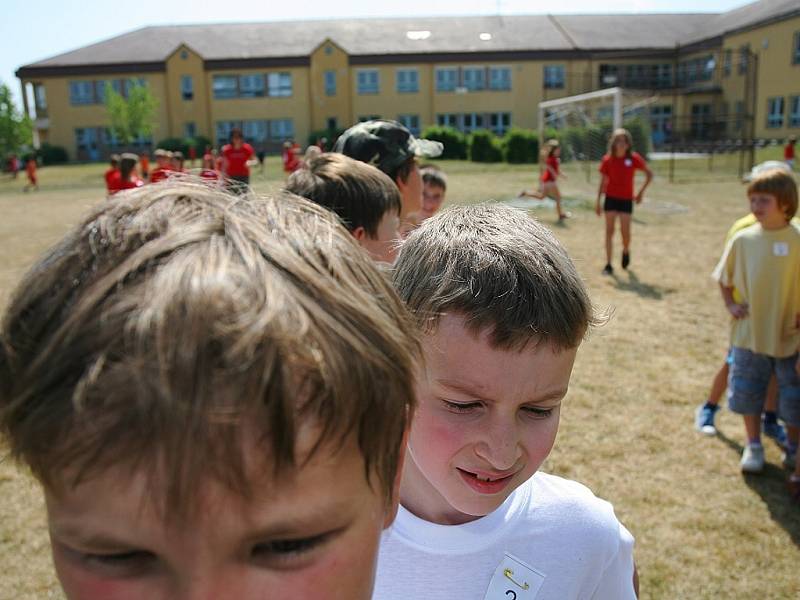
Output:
[713,169,800,474]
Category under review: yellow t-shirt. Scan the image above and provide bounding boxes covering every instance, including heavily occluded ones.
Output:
[725,215,800,303]
[713,223,800,357]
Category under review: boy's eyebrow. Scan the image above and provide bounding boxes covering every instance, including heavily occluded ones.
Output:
[436,379,567,404]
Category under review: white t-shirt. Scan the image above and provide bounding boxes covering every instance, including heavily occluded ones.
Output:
[373,472,635,600]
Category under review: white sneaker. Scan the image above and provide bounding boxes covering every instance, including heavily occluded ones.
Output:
[740,444,765,473]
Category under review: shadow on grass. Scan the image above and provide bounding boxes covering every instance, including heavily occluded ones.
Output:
[611,270,676,300]
[716,431,800,547]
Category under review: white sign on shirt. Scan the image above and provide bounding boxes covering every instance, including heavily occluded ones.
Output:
[483,553,546,600]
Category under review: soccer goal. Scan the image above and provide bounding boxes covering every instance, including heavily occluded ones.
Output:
[538,87,660,165]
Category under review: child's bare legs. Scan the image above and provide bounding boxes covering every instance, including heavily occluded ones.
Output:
[543,183,567,220]
[604,211,617,270]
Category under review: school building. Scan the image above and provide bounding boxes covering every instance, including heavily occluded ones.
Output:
[15,0,800,161]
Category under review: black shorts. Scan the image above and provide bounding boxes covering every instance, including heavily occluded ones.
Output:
[604,196,634,214]
[227,175,250,195]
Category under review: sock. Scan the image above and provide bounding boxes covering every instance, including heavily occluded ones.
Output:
[748,438,762,447]
[704,401,718,411]
[763,411,778,425]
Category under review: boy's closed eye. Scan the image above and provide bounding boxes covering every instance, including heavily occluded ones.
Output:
[440,399,557,418]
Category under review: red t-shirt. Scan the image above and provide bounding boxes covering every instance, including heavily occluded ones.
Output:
[222,143,254,177]
[541,156,560,182]
[149,166,173,183]
[107,173,143,194]
[200,169,220,182]
[785,144,796,160]
[104,168,119,190]
[599,152,647,200]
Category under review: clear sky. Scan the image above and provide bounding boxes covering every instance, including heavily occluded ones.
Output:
[4,0,751,107]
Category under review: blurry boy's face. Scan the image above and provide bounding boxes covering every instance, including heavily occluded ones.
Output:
[396,163,422,218]
[401,314,576,525]
[47,431,393,600]
[750,192,786,228]
[354,212,401,264]
[421,184,445,218]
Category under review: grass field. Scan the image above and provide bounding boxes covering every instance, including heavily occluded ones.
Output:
[1,155,799,599]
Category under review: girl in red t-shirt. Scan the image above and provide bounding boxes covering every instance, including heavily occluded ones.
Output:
[519,139,569,222]
[108,153,144,195]
[595,128,653,275]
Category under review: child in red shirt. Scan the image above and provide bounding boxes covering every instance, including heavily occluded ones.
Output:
[785,136,796,171]
[222,128,255,194]
[23,156,38,192]
[519,139,569,222]
[108,153,144,194]
[104,154,120,193]
[200,153,221,184]
[282,141,301,174]
[595,128,653,275]
[149,149,173,183]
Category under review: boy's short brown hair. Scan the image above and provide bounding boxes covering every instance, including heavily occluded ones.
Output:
[286,153,401,237]
[747,168,799,220]
[421,165,447,191]
[0,180,419,515]
[393,203,596,350]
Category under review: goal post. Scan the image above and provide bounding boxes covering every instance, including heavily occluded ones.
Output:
[538,87,624,144]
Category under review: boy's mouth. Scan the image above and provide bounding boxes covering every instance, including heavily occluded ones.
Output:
[456,468,516,495]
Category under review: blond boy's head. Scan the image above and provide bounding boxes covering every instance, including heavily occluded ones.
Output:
[0,180,418,598]
[747,168,798,221]
[393,204,594,524]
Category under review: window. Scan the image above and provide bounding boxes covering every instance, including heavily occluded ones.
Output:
[398,114,420,136]
[95,80,111,104]
[268,73,292,97]
[723,49,732,76]
[489,67,511,91]
[74,127,99,152]
[767,97,785,128]
[437,113,458,128]
[739,45,750,75]
[794,32,800,65]
[462,112,484,133]
[216,121,242,144]
[435,68,458,92]
[599,64,619,86]
[649,105,673,143]
[678,55,714,85]
[184,122,197,138]
[181,75,194,100]
[734,101,745,132]
[101,127,118,149]
[269,119,294,141]
[33,84,47,110]
[489,112,511,135]
[69,81,94,105]
[122,78,146,97]
[624,64,648,88]
[326,117,338,131]
[357,70,379,95]
[462,67,486,91]
[213,76,238,99]
[543,66,565,89]
[691,104,712,138]
[239,74,265,98]
[242,120,268,144]
[396,69,419,93]
[655,64,672,88]
[790,96,800,128]
[324,70,336,96]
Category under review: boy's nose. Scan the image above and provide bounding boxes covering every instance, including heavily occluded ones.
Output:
[474,423,522,471]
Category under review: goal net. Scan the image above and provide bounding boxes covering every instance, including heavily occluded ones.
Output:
[538,87,658,163]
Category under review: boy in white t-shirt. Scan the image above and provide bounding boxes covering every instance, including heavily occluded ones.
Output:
[376,204,637,600]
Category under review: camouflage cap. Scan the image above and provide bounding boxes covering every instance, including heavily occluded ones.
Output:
[333,120,443,176]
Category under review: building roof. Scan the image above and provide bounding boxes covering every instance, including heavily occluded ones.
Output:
[16,0,800,76]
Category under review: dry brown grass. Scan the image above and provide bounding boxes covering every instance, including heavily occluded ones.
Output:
[1,157,799,599]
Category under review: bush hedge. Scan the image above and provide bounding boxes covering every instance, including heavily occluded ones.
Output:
[420,126,468,160]
[469,130,504,163]
[39,143,68,165]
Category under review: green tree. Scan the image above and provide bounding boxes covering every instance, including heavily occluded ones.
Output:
[104,81,158,145]
[0,82,33,157]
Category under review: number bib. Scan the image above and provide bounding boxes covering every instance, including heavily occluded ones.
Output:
[483,553,546,600]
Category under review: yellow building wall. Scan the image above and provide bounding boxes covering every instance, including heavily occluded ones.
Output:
[27,72,170,159]
[350,63,435,126]
[309,41,351,131]
[164,45,211,139]
[723,15,800,138]
[207,66,311,144]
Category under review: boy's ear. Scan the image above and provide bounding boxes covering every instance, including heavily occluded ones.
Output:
[351,226,367,242]
[383,427,410,529]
